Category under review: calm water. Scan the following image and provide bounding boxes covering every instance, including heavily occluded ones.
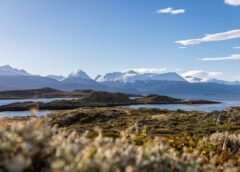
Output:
[0,95,240,117]
[0,98,76,106]
[130,94,240,112]
[129,101,240,112]
[0,98,76,118]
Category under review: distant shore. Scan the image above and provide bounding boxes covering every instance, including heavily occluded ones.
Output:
[0,88,219,112]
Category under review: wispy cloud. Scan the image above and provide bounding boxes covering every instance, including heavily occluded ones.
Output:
[181,70,223,82]
[124,68,167,74]
[155,7,185,15]
[225,0,240,6]
[176,29,240,46]
[200,54,240,61]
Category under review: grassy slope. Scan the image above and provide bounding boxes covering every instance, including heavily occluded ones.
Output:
[48,107,240,138]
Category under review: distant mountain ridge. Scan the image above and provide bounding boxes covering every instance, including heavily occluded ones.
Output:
[183,75,240,85]
[65,70,92,81]
[0,65,105,91]
[96,70,186,83]
[0,65,239,96]
[47,75,65,81]
[0,65,30,76]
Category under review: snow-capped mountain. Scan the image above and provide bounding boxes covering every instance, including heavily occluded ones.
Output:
[63,70,93,83]
[61,69,104,90]
[207,79,240,85]
[96,70,186,83]
[182,75,240,85]
[183,76,207,83]
[0,65,239,95]
[0,65,30,76]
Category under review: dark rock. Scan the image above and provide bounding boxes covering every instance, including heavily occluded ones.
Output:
[81,91,131,104]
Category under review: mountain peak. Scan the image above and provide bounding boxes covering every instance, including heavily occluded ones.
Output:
[0,65,30,76]
[67,70,92,80]
[125,70,139,75]
[1,65,12,69]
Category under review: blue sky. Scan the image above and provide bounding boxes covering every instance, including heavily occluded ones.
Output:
[0,0,240,80]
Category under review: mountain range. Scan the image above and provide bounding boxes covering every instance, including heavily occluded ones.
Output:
[183,75,240,85]
[0,65,30,76]
[0,65,239,96]
[96,70,186,83]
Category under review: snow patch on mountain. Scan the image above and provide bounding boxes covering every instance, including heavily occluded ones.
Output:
[181,70,240,85]
[66,70,92,80]
[181,70,223,83]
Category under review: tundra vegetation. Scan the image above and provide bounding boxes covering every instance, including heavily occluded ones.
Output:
[0,107,240,171]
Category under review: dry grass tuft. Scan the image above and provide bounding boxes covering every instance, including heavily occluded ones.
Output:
[0,116,240,172]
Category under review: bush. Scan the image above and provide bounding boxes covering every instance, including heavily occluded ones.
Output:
[0,118,240,172]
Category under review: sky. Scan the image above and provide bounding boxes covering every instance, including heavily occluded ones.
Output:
[0,0,240,81]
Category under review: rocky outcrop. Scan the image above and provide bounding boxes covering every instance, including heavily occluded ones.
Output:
[134,94,219,105]
[81,91,131,104]
[135,94,181,104]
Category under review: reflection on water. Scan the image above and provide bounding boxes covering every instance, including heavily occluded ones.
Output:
[0,98,76,118]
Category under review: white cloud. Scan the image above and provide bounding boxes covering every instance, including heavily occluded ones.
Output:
[124,68,167,74]
[225,0,240,6]
[181,70,223,82]
[200,54,240,61]
[155,7,185,15]
[176,29,240,46]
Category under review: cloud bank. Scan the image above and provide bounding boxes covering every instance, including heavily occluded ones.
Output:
[125,68,167,74]
[176,29,240,46]
[181,70,223,82]
[225,0,240,6]
[155,7,185,15]
[200,54,240,61]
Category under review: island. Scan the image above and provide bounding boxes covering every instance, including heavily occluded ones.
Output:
[0,88,219,112]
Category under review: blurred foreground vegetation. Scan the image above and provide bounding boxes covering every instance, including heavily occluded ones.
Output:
[1,107,240,171]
